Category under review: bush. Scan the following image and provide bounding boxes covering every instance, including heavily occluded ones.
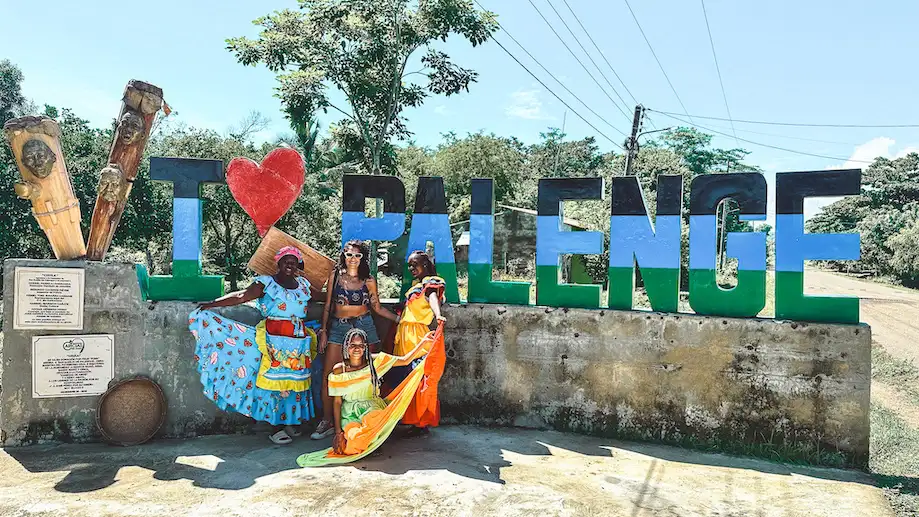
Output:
[888,220,919,287]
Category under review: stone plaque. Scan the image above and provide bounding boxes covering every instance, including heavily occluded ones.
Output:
[14,267,85,330]
[32,335,114,398]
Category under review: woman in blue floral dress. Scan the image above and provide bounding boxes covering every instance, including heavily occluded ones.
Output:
[190,246,316,444]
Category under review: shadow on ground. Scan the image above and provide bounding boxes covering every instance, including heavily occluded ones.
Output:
[3,425,905,495]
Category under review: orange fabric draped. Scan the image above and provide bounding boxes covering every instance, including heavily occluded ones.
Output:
[401,323,445,427]
[297,322,446,467]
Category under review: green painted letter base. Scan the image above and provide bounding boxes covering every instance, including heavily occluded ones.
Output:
[689,269,766,318]
[608,266,679,313]
[468,263,531,305]
[775,271,859,324]
[146,259,225,301]
[536,265,601,309]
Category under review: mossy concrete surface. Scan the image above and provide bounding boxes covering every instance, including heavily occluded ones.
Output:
[439,303,871,468]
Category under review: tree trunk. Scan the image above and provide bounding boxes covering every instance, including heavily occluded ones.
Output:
[145,243,154,274]
[370,150,383,277]
[3,116,86,259]
[225,220,237,291]
[85,80,164,260]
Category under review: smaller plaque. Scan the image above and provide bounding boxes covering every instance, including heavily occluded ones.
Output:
[32,334,114,398]
[14,267,85,330]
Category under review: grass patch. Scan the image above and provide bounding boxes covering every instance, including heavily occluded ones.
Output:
[870,345,919,515]
[872,343,919,406]
[870,404,919,516]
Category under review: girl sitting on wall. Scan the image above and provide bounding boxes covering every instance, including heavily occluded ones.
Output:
[190,246,316,445]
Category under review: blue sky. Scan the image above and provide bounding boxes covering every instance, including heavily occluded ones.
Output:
[3,0,919,221]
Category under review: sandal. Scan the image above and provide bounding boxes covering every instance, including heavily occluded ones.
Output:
[285,425,303,438]
[269,430,293,445]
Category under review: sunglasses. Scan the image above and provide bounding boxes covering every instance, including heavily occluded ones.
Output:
[344,252,363,259]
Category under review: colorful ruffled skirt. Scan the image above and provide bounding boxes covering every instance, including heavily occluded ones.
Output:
[189,309,315,425]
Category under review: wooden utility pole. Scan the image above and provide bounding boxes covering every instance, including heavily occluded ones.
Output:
[552,110,567,176]
[623,105,645,176]
[85,80,164,261]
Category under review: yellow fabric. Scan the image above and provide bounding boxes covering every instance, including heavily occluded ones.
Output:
[306,327,318,360]
[401,276,441,325]
[327,354,399,398]
[255,320,313,392]
[394,322,430,356]
[393,276,442,355]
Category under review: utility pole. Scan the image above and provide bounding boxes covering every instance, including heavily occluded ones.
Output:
[624,104,644,176]
[553,111,567,176]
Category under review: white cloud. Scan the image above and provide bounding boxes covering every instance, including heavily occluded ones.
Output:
[809,136,918,219]
[829,137,895,170]
[505,90,553,120]
[433,105,450,116]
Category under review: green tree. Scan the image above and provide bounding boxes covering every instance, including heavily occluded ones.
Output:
[0,60,26,124]
[0,60,50,269]
[431,131,524,220]
[808,152,919,282]
[888,219,919,287]
[227,0,498,175]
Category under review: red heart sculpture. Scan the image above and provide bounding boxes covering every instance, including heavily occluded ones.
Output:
[226,148,305,236]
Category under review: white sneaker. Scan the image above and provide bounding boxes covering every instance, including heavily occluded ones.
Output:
[310,420,335,440]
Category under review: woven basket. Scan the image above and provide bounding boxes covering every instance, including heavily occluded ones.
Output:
[96,376,166,446]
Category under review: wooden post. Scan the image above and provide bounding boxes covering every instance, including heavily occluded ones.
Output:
[85,80,164,260]
[3,116,86,259]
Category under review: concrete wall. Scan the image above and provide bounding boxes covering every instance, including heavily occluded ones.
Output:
[439,304,871,467]
[1,259,269,446]
[1,260,871,467]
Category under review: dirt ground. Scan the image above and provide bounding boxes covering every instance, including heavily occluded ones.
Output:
[0,426,893,517]
[804,269,919,365]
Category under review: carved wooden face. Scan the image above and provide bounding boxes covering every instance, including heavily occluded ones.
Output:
[118,111,145,145]
[21,138,55,178]
[98,166,124,202]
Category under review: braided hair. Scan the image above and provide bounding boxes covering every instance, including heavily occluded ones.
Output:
[341,328,379,397]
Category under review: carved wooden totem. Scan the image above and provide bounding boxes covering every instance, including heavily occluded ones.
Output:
[3,116,86,259]
[85,80,164,260]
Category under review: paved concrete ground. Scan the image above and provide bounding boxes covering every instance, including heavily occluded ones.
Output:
[0,426,892,517]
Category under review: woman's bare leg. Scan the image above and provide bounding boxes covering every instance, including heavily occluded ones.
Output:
[322,343,342,422]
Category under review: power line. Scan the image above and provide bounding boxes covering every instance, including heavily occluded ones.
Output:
[622,0,693,123]
[473,0,628,141]
[560,0,638,105]
[699,0,738,146]
[649,109,919,128]
[656,111,875,164]
[526,0,632,122]
[542,0,631,111]
[489,34,625,149]
[685,121,862,146]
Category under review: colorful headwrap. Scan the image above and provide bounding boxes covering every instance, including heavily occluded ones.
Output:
[275,245,303,263]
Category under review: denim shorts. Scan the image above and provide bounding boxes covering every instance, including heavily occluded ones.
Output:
[328,313,381,345]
